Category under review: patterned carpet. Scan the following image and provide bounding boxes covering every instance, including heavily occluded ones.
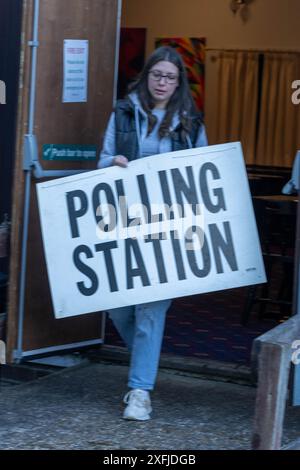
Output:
[104,286,283,365]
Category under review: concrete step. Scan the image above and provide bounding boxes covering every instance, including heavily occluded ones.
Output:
[86,345,254,386]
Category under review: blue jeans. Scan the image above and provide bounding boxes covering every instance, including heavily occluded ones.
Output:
[107,300,172,391]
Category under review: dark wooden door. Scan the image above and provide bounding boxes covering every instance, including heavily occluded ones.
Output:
[7,0,120,361]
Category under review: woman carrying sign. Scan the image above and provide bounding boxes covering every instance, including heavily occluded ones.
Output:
[99,46,208,421]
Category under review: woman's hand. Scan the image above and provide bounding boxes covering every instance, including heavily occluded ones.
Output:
[112,155,129,168]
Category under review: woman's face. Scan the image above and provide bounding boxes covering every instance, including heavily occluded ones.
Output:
[147,60,179,109]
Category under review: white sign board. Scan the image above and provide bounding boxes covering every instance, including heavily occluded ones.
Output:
[37,142,266,319]
[63,39,89,103]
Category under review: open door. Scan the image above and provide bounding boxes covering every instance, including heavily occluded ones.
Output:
[7,0,121,362]
[291,156,300,406]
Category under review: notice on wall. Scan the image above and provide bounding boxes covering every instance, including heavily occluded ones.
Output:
[36,142,266,319]
[63,39,89,103]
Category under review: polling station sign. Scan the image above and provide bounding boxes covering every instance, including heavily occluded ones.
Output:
[36,142,266,319]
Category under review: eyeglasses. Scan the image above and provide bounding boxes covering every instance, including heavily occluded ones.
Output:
[148,70,179,84]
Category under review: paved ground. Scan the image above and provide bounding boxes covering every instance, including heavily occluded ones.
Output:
[0,357,300,450]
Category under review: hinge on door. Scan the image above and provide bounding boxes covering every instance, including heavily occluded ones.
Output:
[12,348,23,363]
[23,134,38,171]
[28,40,39,47]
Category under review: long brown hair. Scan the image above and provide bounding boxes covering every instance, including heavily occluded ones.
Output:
[129,46,200,139]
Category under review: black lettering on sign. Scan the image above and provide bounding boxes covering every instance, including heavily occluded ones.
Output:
[185,226,211,278]
[125,238,151,289]
[200,163,226,213]
[171,166,200,216]
[73,245,98,296]
[137,174,164,223]
[93,183,117,233]
[158,170,175,220]
[95,241,119,292]
[209,222,238,273]
[170,230,186,280]
[145,234,168,284]
[66,190,88,238]
[115,179,141,228]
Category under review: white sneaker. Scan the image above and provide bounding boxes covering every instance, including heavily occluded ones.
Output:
[123,389,152,421]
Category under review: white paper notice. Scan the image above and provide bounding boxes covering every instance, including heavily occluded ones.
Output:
[63,39,89,103]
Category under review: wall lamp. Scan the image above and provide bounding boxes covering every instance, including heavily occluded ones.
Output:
[230,0,254,21]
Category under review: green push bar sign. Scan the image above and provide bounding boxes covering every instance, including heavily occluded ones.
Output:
[43,144,97,161]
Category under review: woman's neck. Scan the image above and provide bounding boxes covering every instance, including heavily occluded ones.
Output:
[153,99,169,110]
[152,107,166,113]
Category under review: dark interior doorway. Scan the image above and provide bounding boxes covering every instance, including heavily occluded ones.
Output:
[0,0,23,317]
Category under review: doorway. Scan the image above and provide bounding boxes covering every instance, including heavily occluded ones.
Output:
[103,0,295,366]
[0,0,23,341]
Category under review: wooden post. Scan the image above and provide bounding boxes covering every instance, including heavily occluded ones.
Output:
[252,342,291,449]
[251,316,300,450]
